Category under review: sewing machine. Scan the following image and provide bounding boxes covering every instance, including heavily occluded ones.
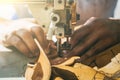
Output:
[0,0,120,80]
[0,0,78,79]
[0,0,78,56]
[45,0,77,56]
[29,0,78,56]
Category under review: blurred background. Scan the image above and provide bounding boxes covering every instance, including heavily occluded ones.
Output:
[0,0,120,20]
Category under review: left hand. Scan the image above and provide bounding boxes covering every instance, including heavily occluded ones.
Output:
[63,17,120,66]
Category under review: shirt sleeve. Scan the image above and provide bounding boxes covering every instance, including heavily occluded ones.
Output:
[76,0,118,24]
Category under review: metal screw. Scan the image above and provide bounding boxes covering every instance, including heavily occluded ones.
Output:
[59,33,62,36]
[58,0,62,4]
[68,0,74,5]
[44,6,48,10]
[52,16,57,21]
[42,25,45,28]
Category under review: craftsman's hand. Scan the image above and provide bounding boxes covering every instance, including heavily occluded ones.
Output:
[66,17,120,66]
[1,18,49,58]
[0,18,66,64]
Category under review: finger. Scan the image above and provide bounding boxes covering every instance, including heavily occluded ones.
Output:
[71,17,104,44]
[67,26,111,58]
[31,27,49,54]
[70,25,91,48]
[67,31,100,58]
[5,34,33,57]
[80,37,118,66]
[70,17,98,48]
[15,29,39,57]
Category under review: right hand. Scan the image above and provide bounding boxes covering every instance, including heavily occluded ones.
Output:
[1,18,49,58]
[0,18,68,65]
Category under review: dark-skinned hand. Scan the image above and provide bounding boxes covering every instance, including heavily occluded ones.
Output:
[1,17,120,66]
[63,17,120,67]
[0,18,66,65]
[0,18,48,57]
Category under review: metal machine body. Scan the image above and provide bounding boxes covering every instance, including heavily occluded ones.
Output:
[47,0,76,56]
[0,0,77,56]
